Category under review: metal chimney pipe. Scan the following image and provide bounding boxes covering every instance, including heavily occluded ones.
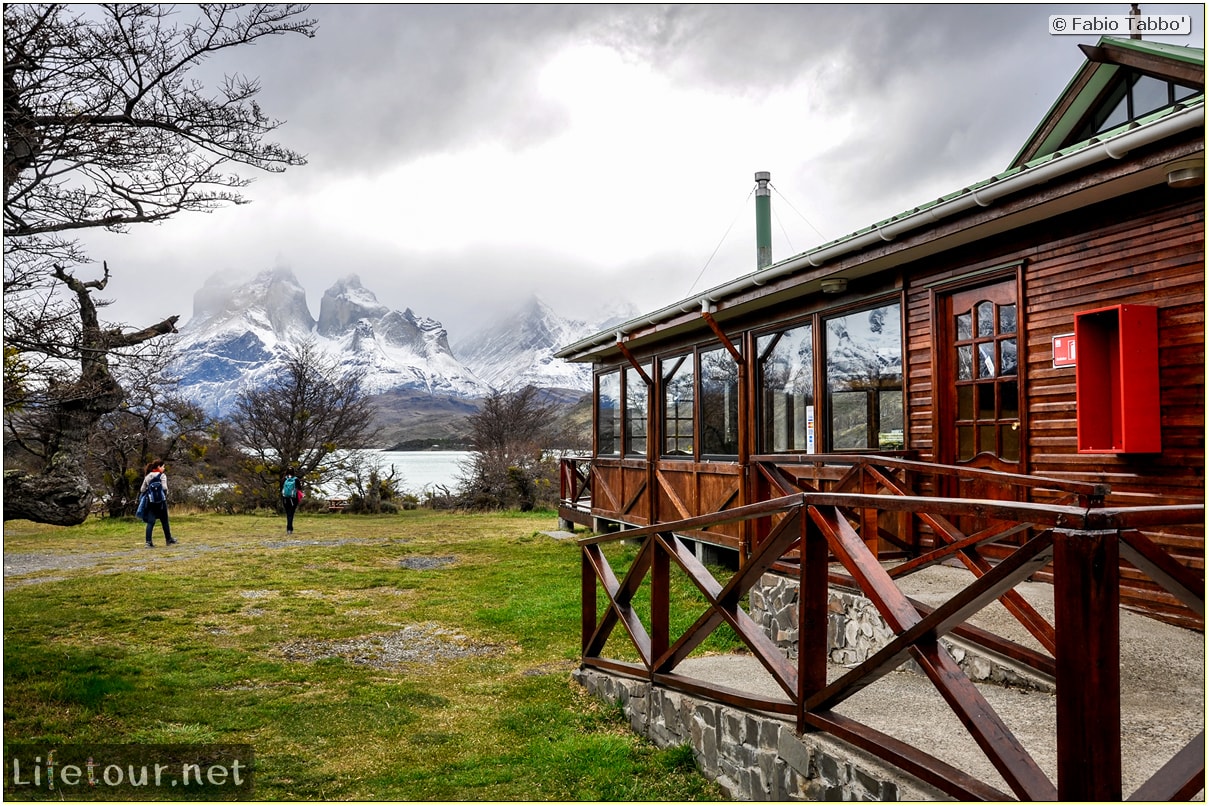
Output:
[755,171,772,269]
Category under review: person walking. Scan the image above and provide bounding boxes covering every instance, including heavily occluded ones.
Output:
[139,459,177,547]
[282,468,302,534]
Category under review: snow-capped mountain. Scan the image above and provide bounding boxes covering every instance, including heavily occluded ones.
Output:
[172,269,491,415]
[455,295,636,393]
[314,275,488,399]
[170,270,634,418]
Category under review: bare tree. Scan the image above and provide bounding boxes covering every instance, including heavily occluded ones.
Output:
[3,265,179,523]
[3,4,315,524]
[459,385,559,511]
[86,340,216,517]
[227,341,379,509]
[4,3,315,236]
[337,452,406,514]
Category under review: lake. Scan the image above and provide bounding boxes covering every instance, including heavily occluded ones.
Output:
[372,450,470,494]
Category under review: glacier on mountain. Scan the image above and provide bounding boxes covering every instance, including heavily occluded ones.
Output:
[170,269,628,417]
[172,269,490,415]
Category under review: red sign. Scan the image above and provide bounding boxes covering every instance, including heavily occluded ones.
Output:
[1053,333,1077,368]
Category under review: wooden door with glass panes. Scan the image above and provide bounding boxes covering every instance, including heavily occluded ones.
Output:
[940,278,1023,490]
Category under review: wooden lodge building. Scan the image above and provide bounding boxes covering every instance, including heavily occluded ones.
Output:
[555,36,1205,628]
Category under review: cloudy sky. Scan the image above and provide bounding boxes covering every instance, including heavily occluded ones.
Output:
[81,3,1205,342]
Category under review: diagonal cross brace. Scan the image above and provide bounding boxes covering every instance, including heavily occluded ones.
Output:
[806,530,1056,712]
[810,504,1058,801]
[582,540,653,665]
[655,512,805,696]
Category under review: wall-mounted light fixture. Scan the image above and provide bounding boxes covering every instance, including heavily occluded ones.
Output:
[820,277,848,294]
[1167,158,1204,188]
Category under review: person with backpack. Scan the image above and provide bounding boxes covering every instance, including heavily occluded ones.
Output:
[281,468,302,534]
[139,459,176,547]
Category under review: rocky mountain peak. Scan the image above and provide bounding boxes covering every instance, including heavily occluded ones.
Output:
[317,274,391,337]
[171,267,632,417]
[192,267,315,338]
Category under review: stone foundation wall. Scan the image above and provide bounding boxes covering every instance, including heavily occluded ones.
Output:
[749,572,1054,692]
[574,667,944,801]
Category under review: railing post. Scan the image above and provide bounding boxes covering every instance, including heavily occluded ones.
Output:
[798,505,829,734]
[581,547,597,659]
[1053,528,1122,800]
[651,533,670,675]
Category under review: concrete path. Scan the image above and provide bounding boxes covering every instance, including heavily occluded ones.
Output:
[678,564,1205,799]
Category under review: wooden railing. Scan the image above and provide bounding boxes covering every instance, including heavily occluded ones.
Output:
[559,457,593,526]
[579,477,1204,800]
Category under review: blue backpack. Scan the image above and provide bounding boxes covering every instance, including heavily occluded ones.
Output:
[282,476,297,499]
[146,474,166,505]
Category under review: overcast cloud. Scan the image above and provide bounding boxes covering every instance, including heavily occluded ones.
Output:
[78,3,1205,341]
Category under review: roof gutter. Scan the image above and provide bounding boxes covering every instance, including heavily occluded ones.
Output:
[559,101,1204,361]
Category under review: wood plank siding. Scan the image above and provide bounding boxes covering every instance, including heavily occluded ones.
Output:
[571,41,1204,629]
[585,184,1203,627]
[902,187,1204,626]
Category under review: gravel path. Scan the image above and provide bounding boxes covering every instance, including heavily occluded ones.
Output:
[3,536,409,588]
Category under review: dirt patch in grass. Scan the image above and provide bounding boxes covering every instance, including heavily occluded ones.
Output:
[399,555,457,571]
[277,622,506,669]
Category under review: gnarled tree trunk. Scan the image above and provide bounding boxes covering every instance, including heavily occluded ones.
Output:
[3,265,178,524]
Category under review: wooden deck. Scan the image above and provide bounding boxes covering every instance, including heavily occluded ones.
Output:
[567,455,1205,800]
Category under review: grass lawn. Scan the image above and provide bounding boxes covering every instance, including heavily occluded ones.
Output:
[3,509,731,801]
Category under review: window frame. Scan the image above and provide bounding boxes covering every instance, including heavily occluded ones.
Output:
[623,362,651,457]
[660,353,696,458]
[823,299,906,452]
[1070,67,1202,144]
[753,293,906,455]
[755,316,816,455]
[698,344,742,459]
[595,369,622,457]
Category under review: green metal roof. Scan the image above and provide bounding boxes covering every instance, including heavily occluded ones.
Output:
[1009,36,1205,168]
[784,37,1205,261]
[556,37,1206,362]
[1107,35,1207,66]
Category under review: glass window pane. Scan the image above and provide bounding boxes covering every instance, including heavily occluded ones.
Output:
[878,390,904,449]
[597,371,621,456]
[958,425,975,460]
[700,348,739,456]
[956,312,972,341]
[999,304,1016,335]
[663,357,694,456]
[759,325,814,452]
[957,345,973,380]
[826,303,903,450]
[1001,380,1019,419]
[1001,424,1020,462]
[957,386,973,420]
[1097,90,1130,133]
[976,302,994,337]
[831,391,867,450]
[1131,74,1171,117]
[978,342,996,379]
[624,365,649,455]
[978,383,996,419]
[1175,83,1198,102]
[979,424,996,454]
[999,338,1017,376]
